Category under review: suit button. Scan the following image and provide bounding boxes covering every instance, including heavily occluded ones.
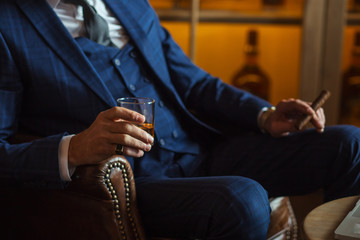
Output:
[159,139,165,146]
[129,84,136,91]
[172,130,178,138]
[129,51,137,58]
[114,59,121,66]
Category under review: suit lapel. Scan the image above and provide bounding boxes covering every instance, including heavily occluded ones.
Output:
[104,0,175,91]
[16,0,116,107]
[104,0,202,122]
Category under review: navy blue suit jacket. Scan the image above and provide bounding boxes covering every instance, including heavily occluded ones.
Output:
[0,0,270,188]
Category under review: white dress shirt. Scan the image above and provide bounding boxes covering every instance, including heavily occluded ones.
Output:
[46,0,129,181]
[48,0,129,49]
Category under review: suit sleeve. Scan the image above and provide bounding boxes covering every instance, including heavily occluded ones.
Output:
[148,6,272,133]
[0,32,68,189]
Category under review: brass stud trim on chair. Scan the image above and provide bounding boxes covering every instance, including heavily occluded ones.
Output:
[103,161,142,240]
[104,161,127,240]
[285,198,298,240]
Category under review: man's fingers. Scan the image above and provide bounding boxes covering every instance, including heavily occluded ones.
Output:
[277,99,314,119]
[310,108,326,133]
[100,106,145,123]
[112,144,146,158]
[108,121,154,144]
[110,133,152,152]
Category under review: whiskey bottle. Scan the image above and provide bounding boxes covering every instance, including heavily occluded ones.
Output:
[340,32,360,126]
[231,30,270,101]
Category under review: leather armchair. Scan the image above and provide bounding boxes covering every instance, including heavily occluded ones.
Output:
[0,134,298,240]
[1,156,146,240]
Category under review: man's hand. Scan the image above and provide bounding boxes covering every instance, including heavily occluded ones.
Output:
[68,107,154,168]
[264,98,326,137]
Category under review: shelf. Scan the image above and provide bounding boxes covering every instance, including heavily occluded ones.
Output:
[155,8,303,24]
[347,13,360,25]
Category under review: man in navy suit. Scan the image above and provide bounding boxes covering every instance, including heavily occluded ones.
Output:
[1,0,360,239]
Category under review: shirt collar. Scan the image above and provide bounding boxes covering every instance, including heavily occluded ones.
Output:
[47,0,61,8]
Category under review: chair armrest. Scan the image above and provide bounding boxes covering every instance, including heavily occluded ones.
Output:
[68,155,147,240]
[0,155,147,240]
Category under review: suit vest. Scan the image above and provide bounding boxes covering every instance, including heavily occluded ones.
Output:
[75,37,207,177]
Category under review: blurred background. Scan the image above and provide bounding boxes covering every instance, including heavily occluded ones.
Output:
[149,0,360,127]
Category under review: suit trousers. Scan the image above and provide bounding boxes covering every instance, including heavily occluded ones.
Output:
[135,125,360,240]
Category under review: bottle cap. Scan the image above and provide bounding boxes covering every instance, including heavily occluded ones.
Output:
[247,30,258,45]
[245,30,258,55]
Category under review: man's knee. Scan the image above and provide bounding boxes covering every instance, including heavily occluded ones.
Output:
[326,125,360,169]
[325,125,360,147]
[324,125,360,200]
[208,176,270,240]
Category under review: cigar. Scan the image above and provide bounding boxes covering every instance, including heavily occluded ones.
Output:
[295,90,331,130]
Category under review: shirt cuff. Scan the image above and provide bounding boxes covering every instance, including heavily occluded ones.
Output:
[58,134,76,181]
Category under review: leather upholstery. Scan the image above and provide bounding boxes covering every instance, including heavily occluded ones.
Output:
[0,156,146,240]
[0,135,297,240]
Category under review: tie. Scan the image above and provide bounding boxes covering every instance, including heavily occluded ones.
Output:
[64,0,114,46]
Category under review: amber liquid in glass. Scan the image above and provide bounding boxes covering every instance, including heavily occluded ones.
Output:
[138,123,155,137]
